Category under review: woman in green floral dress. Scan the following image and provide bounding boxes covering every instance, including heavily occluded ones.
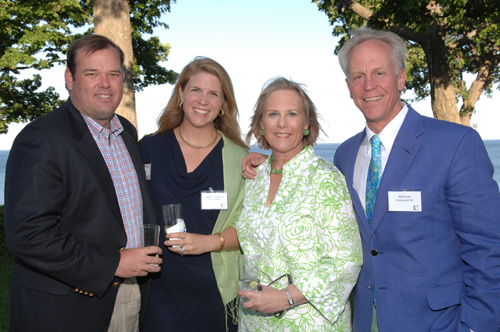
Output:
[236,77,362,331]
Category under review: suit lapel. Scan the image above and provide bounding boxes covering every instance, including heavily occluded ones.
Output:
[369,107,423,235]
[343,131,372,241]
[65,101,123,223]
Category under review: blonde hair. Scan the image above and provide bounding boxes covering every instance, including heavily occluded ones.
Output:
[156,57,247,148]
[247,77,322,149]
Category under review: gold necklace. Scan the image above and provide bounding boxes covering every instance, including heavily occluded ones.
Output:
[179,128,219,149]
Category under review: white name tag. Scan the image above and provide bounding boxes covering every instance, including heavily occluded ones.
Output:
[201,191,228,210]
[144,163,151,180]
[388,191,422,212]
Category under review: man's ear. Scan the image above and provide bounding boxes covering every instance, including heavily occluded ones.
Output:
[398,69,406,92]
[64,68,74,91]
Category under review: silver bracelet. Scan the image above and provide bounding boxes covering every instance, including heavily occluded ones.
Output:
[271,273,294,318]
[284,285,295,309]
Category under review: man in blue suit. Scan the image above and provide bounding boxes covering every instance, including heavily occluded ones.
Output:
[333,27,500,331]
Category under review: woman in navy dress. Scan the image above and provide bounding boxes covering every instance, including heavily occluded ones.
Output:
[139,57,247,332]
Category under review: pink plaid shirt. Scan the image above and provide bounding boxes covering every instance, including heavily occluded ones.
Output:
[81,113,143,248]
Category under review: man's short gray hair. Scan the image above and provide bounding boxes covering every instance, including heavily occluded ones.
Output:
[338,27,407,79]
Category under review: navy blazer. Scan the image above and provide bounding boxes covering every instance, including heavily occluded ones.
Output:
[4,99,156,332]
[334,106,500,331]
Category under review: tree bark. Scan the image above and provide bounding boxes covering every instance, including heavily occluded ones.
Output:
[93,0,137,130]
[420,24,460,123]
[459,46,500,126]
[340,0,373,20]
[460,71,486,127]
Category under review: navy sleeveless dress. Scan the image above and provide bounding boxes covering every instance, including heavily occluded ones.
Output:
[139,130,237,332]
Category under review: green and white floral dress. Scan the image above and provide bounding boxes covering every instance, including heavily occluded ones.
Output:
[236,146,362,331]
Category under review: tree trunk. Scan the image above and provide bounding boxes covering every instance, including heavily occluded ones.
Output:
[431,81,460,123]
[93,0,137,130]
[423,25,460,124]
[459,49,500,126]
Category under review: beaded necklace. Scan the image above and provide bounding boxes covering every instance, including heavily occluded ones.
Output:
[269,155,283,174]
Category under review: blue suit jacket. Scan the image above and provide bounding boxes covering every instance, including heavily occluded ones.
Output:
[334,106,500,332]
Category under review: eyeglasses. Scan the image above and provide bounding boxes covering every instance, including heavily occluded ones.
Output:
[268,273,293,318]
[267,273,293,287]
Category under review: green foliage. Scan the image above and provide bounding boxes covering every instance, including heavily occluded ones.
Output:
[129,0,178,91]
[0,211,12,332]
[0,205,11,258]
[1,206,14,330]
[0,0,89,134]
[0,74,64,133]
[312,0,500,105]
[132,35,178,91]
[0,255,13,332]
[0,0,177,133]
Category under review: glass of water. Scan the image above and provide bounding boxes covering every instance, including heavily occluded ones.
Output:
[162,204,186,249]
[238,254,261,302]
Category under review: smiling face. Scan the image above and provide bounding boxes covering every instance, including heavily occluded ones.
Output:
[179,71,224,130]
[65,47,124,128]
[260,89,309,161]
[346,39,406,133]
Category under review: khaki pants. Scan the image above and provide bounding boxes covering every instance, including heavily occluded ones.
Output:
[108,278,141,332]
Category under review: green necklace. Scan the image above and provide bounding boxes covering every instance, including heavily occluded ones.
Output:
[269,155,283,174]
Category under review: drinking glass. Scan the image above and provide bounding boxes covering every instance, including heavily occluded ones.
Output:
[238,254,261,302]
[143,224,160,247]
[143,224,160,266]
[162,204,186,247]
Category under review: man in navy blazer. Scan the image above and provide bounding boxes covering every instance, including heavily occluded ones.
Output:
[334,27,500,331]
[4,35,162,331]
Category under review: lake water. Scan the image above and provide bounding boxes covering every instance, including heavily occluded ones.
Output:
[1,139,500,205]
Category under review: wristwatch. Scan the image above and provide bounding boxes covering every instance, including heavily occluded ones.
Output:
[284,285,295,309]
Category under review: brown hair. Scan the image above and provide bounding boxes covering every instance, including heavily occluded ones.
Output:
[66,34,124,77]
[247,77,322,149]
[156,56,247,149]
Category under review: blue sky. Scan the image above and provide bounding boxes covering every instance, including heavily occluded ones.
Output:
[134,0,366,142]
[1,0,499,149]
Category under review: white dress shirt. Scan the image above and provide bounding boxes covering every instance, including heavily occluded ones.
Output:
[353,104,408,214]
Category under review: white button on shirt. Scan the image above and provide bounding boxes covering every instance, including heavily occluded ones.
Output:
[353,104,408,213]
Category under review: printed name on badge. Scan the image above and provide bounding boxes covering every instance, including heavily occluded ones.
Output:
[388,191,422,212]
[201,191,228,210]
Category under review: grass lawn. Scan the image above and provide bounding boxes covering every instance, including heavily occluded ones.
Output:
[0,255,13,332]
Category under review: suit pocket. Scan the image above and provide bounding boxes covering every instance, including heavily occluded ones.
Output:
[16,262,70,296]
[426,281,463,310]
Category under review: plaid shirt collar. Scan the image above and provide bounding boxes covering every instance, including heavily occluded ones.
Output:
[80,113,124,139]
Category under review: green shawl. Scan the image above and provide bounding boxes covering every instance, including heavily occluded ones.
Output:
[211,132,247,310]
